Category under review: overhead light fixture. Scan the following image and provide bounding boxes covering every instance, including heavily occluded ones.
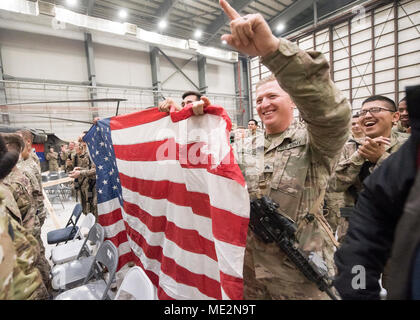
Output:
[276,23,285,32]
[194,29,202,39]
[119,9,127,19]
[66,0,77,7]
[158,20,167,30]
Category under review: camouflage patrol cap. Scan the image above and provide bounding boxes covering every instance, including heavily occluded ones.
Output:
[1,133,25,153]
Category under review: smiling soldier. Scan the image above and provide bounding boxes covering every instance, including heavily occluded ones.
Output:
[328,95,409,242]
[217,0,351,300]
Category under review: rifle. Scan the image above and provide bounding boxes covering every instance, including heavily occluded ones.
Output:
[250,196,338,300]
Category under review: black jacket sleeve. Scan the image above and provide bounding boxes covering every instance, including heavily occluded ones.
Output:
[333,137,417,299]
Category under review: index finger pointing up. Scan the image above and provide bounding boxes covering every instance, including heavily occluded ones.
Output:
[220,0,241,20]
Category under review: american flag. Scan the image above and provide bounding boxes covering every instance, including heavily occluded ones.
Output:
[84,105,250,300]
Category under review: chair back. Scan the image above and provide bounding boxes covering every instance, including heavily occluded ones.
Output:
[59,171,68,178]
[66,203,83,228]
[48,172,59,180]
[83,240,119,300]
[77,213,96,237]
[76,223,104,259]
[114,266,156,300]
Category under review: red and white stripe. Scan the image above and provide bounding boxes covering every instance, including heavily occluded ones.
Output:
[99,106,249,300]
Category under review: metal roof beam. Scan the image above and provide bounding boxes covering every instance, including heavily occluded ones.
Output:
[156,0,180,19]
[268,0,314,29]
[203,0,254,44]
[86,0,95,15]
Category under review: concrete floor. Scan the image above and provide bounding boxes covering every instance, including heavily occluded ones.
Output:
[41,190,132,299]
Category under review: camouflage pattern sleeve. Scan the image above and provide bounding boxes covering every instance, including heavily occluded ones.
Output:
[79,162,96,179]
[261,38,351,163]
[0,193,16,300]
[8,217,49,300]
[332,147,364,192]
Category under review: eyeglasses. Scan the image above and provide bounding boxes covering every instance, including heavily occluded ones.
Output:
[358,107,394,117]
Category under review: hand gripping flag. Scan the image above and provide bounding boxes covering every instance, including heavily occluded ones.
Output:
[84,104,250,300]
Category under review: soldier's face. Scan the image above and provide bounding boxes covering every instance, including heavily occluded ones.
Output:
[351,117,363,135]
[69,142,75,150]
[181,95,200,108]
[248,121,257,132]
[359,100,399,138]
[21,144,30,160]
[398,100,409,127]
[256,81,294,134]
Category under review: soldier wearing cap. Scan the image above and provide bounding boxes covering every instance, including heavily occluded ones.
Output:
[219,0,351,299]
[0,134,49,299]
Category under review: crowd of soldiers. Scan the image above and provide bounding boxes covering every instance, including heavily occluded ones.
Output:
[1,0,417,300]
[0,130,98,299]
[0,130,51,299]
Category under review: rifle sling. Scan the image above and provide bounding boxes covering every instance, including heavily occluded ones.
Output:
[309,188,340,248]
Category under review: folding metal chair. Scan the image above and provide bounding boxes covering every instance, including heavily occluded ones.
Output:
[47,203,83,245]
[44,172,65,208]
[114,266,156,300]
[50,213,96,265]
[51,223,105,291]
[54,240,118,300]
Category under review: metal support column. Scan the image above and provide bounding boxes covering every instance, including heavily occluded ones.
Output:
[234,57,251,127]
[0,49,9,124]
[393,0,399,103]
[348,19,353,106]
[197,54,207,95]
[371,11,376,95]
[329,25,334,81]
[84,32,98,119]
[150,46,162,107]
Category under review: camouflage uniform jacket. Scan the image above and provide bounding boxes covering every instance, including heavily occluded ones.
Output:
[393,121,410,134]
[0,182,23,225]
[0,183,48,300]
[30,149,40,168]
[17,158,46,225]
[238,38,351,271]
[0,189,16,300]
[17,158,44,211]
[8,214,48,300]
[2,168,37,231]
[46,151,59,172]
[331,130,409,199]
[65,150,77,172]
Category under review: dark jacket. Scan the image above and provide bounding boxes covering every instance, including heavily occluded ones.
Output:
[333,85,420,299]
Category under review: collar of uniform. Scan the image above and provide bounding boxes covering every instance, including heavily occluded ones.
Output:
[388,130,405,151]
[264,120,300,153]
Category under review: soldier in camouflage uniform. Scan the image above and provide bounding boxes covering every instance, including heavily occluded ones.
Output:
[1,133,52,292]
[0,135,48,300]
[46,147,59,172]
[329,96,409,243]
[17,130,47,226]
[63,141,77,173]
[0,187,17,300]
[324,114,365,242]
[220,1,352,299]
[69,136,97,219]
[394,97,410,134]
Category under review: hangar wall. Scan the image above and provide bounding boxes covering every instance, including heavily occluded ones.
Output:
[250,0,420,123]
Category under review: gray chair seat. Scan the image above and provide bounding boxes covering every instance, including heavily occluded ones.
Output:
[55,280,109,300]
[50,213,97,265]
[51,256,95,290]
[54,240,118,300]
[51,240,85,265]
[47,226,79,244]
